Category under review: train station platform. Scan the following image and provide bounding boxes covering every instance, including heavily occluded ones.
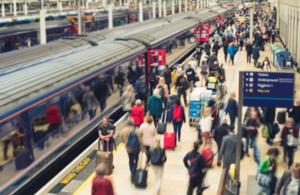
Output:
[37,35,299,195]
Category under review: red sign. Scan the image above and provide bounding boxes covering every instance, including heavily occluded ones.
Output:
[200,24,209,42]
[194,25,201,42]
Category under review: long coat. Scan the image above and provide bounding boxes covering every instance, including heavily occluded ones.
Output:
[252,46,260,60]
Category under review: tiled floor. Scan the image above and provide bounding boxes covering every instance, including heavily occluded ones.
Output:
[72,33,298,195]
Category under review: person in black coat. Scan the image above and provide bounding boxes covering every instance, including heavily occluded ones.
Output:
[246,41,253,63]
[212,41,221,57]
[213,117,229,152]
[207,52,218,69]
[271,29,277,44]
[256,32,263,48]
[223,41,229,62]
[163,64,172,94]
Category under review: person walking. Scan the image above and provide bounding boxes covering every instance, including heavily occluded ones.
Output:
[218,125,244,169]
[261,57,271,71]
[243,107,262,123]
[150,66,158,96]
[136,76,148,112]
[204,41,211,54]
[207,100,219,130]
[244,111,260,162]
[146,136,167,195]
[212,41,221,57]
[227,43,238,65]
[213,117,229,152]
[256,32,263,48]
[184,141,207,195]
[257,148,278,195]
[175,71,188,107]
[130,99,144,127]
[225,91,238,126]
[120,118,143,182]
[223,41,229,62]
[287,98,300,131]
[271,29,276,44]
[139,113,156,154]
[147,89,164,126]
[156,77,171,109]
[280,118,299,168]
[252,44,260,67]
[239,33,245,50]
[199,107,212,152]
[82,86,99,120]
[169,98,186,147]
[163,64,172,94]
[186,64,196,88]
[276,162,300,195]
[199,60,209,87]
[92,163,114,195]
[246,41,253,63]
[263,107,276,145]
[207,52,218,68]
[219,63,226,83]
[213,31,220,43]
[122,85,135,122]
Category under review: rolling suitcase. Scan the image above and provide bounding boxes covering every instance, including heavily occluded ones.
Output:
[164,131,175,149]
[95,138,113,175]
[157,111,167,134]
[134,152,148,188]
[260,46,265,51]
[256,62,262,68]
[277,111,286,124]
[202,149,214,167]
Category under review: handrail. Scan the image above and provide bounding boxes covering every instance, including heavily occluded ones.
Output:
[217,167,239,195]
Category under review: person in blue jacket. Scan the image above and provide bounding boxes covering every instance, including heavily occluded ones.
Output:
[227,43,238,65]
[225,91,238,126]
[263,107,276,145]
[169,98,186,147]
[185,64,196,87]
[148,88,165,126]
[204,41,211,54]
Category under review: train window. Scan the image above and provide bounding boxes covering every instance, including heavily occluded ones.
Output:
[0,121,26,164]
[56,28,65,38]
[0,38,12,51]
[64,96,83,124]
[46,30,55,42]
[13,36,24,49]
[31,104,62,144]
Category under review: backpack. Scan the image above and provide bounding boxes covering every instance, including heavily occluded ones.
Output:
[179,77,188,90]
[188,154,202,180]
[150,147,164,165]
[127,127,140,150]
[173,105,182,120]
[137,80,147,97]
[157,85,165,97]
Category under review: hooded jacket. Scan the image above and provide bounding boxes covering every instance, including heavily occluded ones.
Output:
[148,95,164,116]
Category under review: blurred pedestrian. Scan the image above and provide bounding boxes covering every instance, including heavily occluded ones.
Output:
[92,163,114,195]
[225,91,238,126]
[147,89,164,126]
[122,85,135,122]
[276,162,300,195]
[139,113,157,154]
[130,99,144,127]
[213,117,229,153]
[199,107,212,152]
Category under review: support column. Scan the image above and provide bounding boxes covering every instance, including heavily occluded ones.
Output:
[184,0,187,12]
[78,7,82,34]
[250,7,253,44]
[201,0,202,8]
[2,0,5,17]
[13,0,17,16]
[109,3,113,28]
[139,1,143,21]
[172,0,174,15]
[163,0,166,16]
[179,0,181,13]
[60,1,63,11]
[152,1,155,18]
[158,0,161,17]
[24,1,27,15]
[40,10,47,44]
[196,0,199,10]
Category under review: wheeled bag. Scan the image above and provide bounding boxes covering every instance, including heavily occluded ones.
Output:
[164,132,175,149]
[202,149,214,167]
[277,111,286,124]
[157,111,167,134]
[95,138,113,175]
[134,151,148,188]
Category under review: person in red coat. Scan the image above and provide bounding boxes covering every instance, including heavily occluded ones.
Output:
[92,163,114,195]
[130,99,144,127]
[280,118,299,168]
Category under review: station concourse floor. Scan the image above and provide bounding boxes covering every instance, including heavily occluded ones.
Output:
[48,40,300,195]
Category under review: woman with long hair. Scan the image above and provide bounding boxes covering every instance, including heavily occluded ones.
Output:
[139,113,156,154]
[199,107,212,152]
[156,77,170,109]
[261,57,271,71]
[122,85,135,122]
[200,60,208,87]
[225,91,238,126]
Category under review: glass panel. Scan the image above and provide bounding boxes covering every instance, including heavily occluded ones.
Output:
[46,30,55,42]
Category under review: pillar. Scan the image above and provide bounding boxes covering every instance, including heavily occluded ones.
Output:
[184,0,187,12]
[24,2,27,15]
[2,0,5,17]
[139,1,143,21]
[40,10,46,44]
[172,0,174,14]
[201,0,202,8]
[13,0,17,16]
[158,0,161,17]
[152,1,155,18]
[163,0,166,16]
[179,0,181,13]
[109,3,113,28]
[196,0,199,10]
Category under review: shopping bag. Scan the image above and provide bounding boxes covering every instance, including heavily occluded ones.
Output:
[287,134,299,147]
[262,125,269,138]
[257,172,273,187]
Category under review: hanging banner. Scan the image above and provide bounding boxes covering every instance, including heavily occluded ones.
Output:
[200,24,209,42]
[194,25,201,42]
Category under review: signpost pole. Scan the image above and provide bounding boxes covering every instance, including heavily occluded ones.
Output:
[235,71,243,195]
[250,7,253,44]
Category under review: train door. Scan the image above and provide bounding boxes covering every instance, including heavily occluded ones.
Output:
[0,37,12,53]
[46,29,55,42]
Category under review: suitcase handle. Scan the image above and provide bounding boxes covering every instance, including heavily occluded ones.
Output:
[98,138,117,152]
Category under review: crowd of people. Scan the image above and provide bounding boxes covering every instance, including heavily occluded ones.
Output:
[90,6,300,195]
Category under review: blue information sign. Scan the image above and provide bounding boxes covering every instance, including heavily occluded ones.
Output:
[243,72,294,108]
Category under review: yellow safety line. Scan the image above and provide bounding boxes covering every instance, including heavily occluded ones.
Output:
[72,143,123,195]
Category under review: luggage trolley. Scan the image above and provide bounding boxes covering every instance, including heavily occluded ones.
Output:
[189,87,206,126]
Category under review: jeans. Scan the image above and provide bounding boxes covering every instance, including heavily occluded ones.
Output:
[247,53,251,62]
[178,88,187,106]
[245,135,257,159]
[254,59,258,67]
[173,121,183,146]
[224,51,228,61]
[230,55,235,65]
[284,144,295,167]
[240,41,244,50]
[257,186,270,195]
[88,110,95,120]
[150,81,156,96]
[229,113,236,126]
[153,115,159,127]
[266,122,273,144]
[187,177,204,195]
[124,111,131,123]
[128,151,140,176]
[99,98,106,112]
[162,97,168,109]
[103,142,114,152]
[152,165,164,194]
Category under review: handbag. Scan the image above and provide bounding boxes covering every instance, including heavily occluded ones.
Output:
[287,134,299,147]
[257,172,273,187]
[262,125,269,138]
[195,76,200,82]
